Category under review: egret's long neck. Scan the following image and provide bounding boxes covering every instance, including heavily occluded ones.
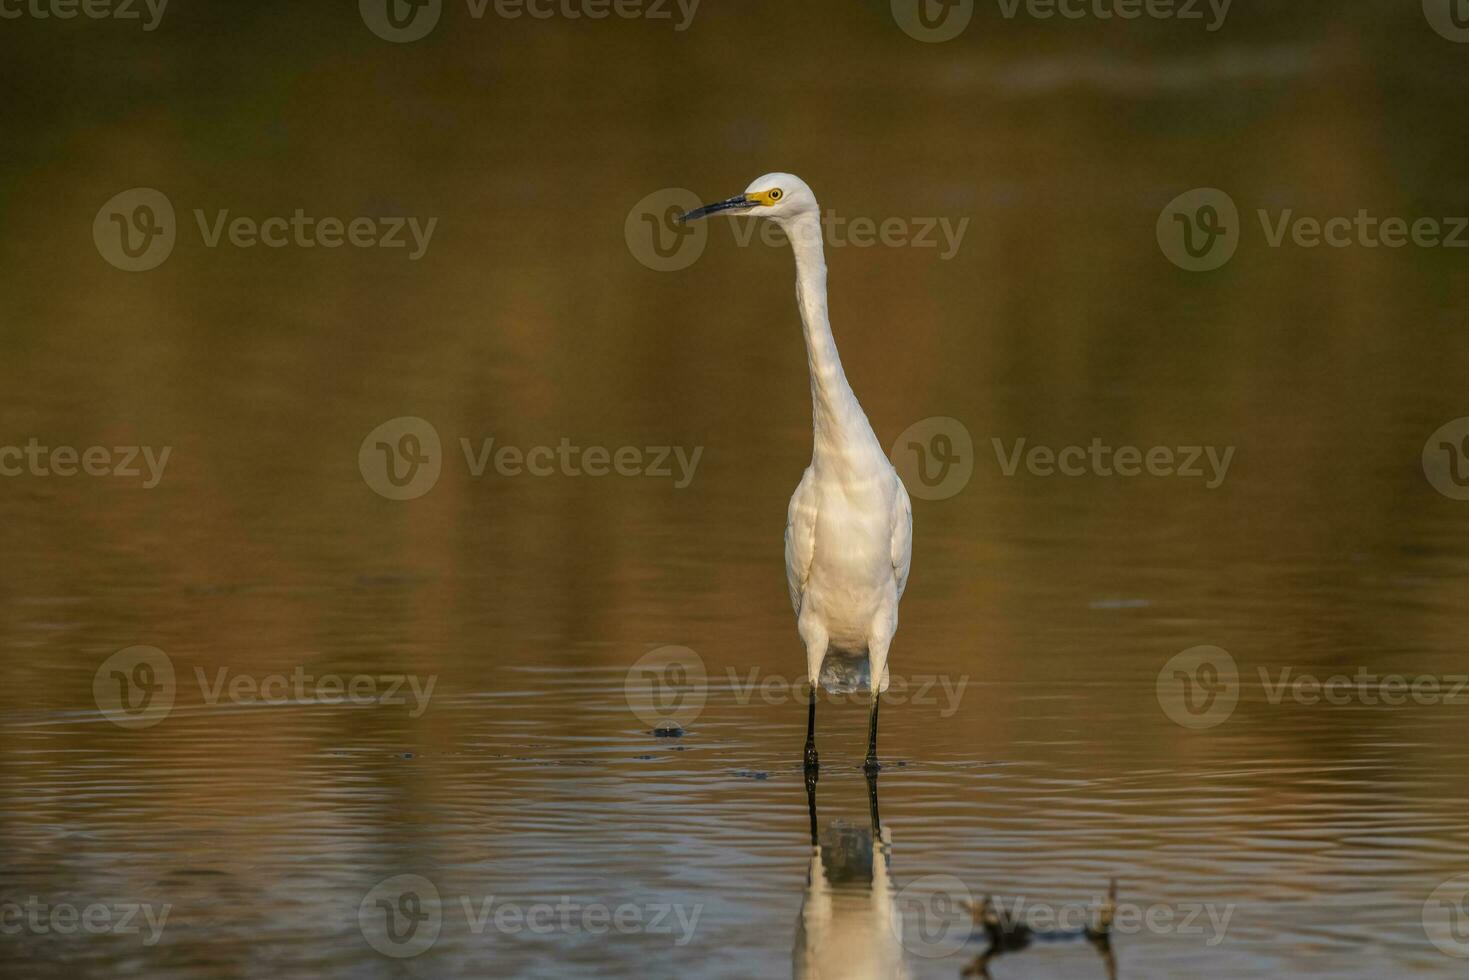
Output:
[788,212,881,467]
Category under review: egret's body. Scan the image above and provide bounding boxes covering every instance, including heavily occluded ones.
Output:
[680,174,912,773]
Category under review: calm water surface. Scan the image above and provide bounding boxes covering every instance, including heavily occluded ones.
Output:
[4,2,1469,977]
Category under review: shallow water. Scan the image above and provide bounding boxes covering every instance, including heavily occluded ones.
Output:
[4,2,1469,977]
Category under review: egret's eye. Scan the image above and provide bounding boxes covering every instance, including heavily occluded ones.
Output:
[769,189,783,201]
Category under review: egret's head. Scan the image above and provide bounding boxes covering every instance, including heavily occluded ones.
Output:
[677,173,818,230]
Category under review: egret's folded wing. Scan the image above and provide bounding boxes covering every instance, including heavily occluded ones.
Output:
[785,467,818,614]
[891,474,913,601]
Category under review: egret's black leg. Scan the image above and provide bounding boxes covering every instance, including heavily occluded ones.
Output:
[866,766,882,835]
[805,770,819,847]
[863,692,881,774]
[803,684,819,776]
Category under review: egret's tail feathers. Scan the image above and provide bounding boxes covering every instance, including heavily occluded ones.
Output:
[818,820,875,884]
[818,652,882,695]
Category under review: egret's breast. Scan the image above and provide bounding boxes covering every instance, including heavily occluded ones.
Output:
[804,505,894,646]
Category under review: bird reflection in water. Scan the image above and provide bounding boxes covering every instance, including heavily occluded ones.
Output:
[794,774,1119,979]
[960,880,1118,979]
[795,774,910,980]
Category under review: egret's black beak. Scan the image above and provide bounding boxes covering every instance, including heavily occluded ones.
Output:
[677,194,754,223]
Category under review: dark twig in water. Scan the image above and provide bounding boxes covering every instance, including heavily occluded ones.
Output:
[960,879,1118,979]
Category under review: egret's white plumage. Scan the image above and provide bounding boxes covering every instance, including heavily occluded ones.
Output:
[681,173,913,770]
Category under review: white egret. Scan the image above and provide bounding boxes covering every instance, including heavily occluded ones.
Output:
[679,174,913,774]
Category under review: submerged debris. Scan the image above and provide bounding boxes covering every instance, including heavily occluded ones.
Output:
[961,879,1117,979]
